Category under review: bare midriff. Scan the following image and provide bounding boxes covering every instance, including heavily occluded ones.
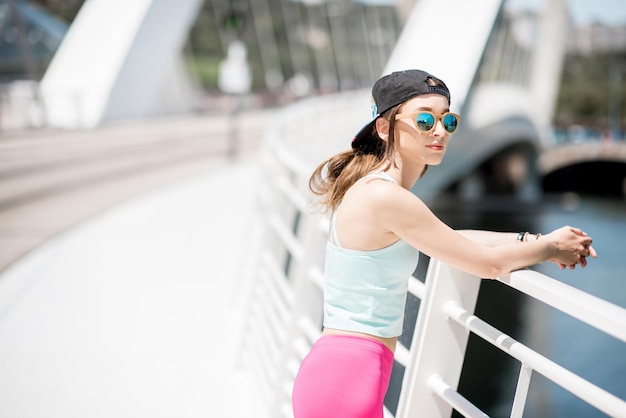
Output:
[322,327,397,353]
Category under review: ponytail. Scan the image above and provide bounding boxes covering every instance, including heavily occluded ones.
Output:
[309,104,405,212]
[309,149,385,212]
[308,101,430,212]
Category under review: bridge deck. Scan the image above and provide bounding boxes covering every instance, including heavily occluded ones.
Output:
[0,118,270,417]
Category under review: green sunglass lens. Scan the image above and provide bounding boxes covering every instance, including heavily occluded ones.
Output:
[443,114,458,133]
[415,113,435,131]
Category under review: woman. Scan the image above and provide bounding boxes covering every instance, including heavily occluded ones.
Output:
[291,69,596,418]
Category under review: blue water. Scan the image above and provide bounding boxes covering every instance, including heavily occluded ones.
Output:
[526,195,626,418]
[436,194,626,418]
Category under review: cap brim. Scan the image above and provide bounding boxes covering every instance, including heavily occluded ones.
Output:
[351,119,377,150]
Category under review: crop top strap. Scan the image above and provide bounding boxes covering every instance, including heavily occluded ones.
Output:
[329,211,342,248]
[329,172,396,248]
[363,171,397,184]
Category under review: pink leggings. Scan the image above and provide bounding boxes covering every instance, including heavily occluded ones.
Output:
[292,334,394,418]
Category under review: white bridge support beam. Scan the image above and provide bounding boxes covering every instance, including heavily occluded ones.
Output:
[383,0,504,114]
[39,0,202,129]
[530,0,569,145]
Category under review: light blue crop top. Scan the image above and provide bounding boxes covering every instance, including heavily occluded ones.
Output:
[323,172,420,338]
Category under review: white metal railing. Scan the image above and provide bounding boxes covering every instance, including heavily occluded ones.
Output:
[236,117,626,418]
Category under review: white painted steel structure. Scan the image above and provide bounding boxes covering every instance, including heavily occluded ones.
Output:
[380,0,568,199]
[382,0,503,115]
[39,0,202,128]
[237,132,626,418]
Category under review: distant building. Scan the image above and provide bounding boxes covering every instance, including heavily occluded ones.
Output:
[566,22,626,54]
[0,1,68,81]
[505,5,626,55]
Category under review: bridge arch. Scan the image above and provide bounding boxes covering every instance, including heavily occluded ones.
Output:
[444,138,540,199]
[542,161,626,196]
[539,142,626,196]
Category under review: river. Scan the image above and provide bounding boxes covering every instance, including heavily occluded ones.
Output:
[433,192,626,418]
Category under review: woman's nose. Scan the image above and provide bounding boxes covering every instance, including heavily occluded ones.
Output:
[432,118,447,136]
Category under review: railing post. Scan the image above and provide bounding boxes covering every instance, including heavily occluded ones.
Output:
[396,259,482,418]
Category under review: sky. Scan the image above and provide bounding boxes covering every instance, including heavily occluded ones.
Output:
[347,0,626,26]
[303,0,626,25]
[507,0,626,25]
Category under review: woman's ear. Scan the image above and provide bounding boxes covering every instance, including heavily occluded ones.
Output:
[375,117,390,141]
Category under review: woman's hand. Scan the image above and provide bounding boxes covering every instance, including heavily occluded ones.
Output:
[543,226,597,269]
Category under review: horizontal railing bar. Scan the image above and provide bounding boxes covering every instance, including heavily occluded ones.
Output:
[502,269,626,343]
[257,176,291,212]
[281,403,295,418]
[247,317,278,386]
[253,181,272,209]
[394,343,410,367]
[407,276,426,299]
[261,254,295,305]
[427,374,490,418]
[317,216,330,234]
[276,175,307,212]
[286,357,302,380]
[298,316,322,343]
[383,405,394,418]
[283,380,294,400]
[268,214,305,262]
[444,301,626,418]
[267,132,314,180]
[254,278,288,340]
[248,354,274,401]
[251,299,283,358]
[292,336,311,362]
[256,285,288,344]
[247,343,275,388]
[258,271,291,324]
[307,267,325,290]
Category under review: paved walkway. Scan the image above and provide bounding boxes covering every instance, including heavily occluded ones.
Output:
[0,109,272,271]
[0,156,269,417]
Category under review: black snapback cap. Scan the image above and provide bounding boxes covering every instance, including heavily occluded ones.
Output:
[351,69,451,150]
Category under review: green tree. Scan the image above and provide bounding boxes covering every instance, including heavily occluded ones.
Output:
[555,51,626,131]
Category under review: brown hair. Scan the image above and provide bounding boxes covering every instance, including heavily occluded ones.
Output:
[308,105,401,213]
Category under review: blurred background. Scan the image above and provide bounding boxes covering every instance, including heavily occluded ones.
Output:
[0,0,624,128]
[0,0,625,417]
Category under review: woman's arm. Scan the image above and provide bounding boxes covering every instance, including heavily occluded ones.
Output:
[371,184,596,279]
[457,230,540,247]
[458,229,597,269]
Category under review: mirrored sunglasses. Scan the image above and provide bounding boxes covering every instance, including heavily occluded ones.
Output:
[395,111,461,134]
